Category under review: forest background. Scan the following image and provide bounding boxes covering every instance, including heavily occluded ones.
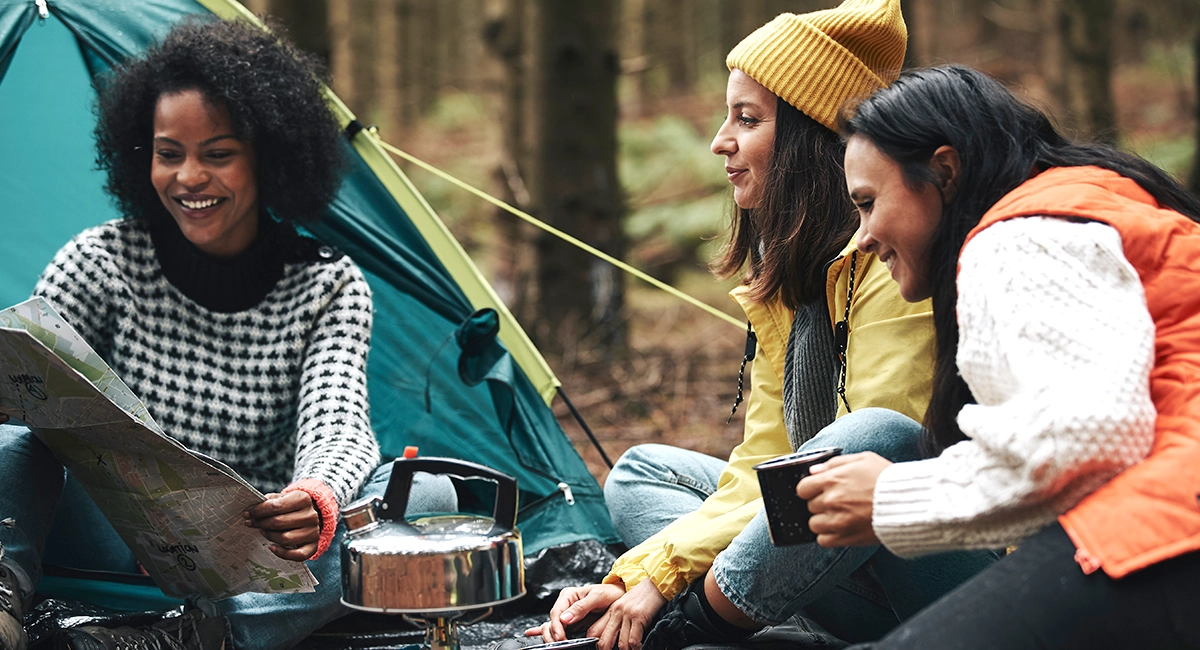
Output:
[245,0,1199,483]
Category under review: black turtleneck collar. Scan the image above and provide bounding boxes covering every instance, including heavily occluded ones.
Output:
[149,213,292,313]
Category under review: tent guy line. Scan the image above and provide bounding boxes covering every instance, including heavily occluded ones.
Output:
[377,139,746,330]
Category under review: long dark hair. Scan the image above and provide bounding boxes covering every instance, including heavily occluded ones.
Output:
[713,96,858,310]
[841,65,1200,454]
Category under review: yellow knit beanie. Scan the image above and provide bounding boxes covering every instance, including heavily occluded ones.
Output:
[726,0,907,131]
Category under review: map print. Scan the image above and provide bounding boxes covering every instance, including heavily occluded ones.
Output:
[0,297,317,599]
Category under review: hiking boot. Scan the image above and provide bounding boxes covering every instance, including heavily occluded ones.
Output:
[1,521,29,650]
[488,636,548,650]
[488,638,600,650]
[58,597,226,650]
[641,578,752,650]
[0,558,27,650]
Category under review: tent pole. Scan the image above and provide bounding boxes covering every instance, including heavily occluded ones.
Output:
[556,387,614,469]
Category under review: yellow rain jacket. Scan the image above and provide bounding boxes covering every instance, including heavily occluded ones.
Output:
[606,236,935,599]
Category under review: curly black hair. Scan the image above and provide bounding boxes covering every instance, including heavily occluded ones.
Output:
[94,18,344,224]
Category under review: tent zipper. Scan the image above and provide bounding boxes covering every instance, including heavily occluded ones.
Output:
[557,482,576,505]
[35,0,49,20]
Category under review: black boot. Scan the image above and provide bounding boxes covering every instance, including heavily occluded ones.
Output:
[488,636,555,650]
[0,553,28,650]
[641,577,754,650]
[58,597,227,650]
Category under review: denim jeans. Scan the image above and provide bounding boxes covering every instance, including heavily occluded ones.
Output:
[0,423,456,650]
[604,409,999,643]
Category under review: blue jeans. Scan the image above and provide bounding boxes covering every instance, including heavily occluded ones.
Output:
[604,409,998,643]
[0,424,456,650]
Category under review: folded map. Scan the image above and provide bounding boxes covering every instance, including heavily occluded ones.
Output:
[0,297,317,599]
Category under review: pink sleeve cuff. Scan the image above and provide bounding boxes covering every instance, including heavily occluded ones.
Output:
[284,478,340,560]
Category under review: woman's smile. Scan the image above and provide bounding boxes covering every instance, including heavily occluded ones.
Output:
[845,135,946,302]
[151,89,260,259]
[711,69,776,210]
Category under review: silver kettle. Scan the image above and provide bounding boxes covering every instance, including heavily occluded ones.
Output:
[340,457,525,614]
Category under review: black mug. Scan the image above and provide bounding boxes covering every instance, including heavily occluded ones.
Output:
[754,447,843,545]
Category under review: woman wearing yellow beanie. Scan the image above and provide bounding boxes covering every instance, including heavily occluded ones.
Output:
[523,2,995,649]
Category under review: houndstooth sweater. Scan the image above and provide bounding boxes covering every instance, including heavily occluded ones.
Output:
[33,217,381,508]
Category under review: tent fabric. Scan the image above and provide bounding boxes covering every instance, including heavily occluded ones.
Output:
[0,0,618,590]
[212,0,564,406]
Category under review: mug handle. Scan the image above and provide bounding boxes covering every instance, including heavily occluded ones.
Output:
[380,456,519,529]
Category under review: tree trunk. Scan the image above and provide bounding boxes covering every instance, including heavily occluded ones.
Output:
[907,0,939,67]
[449,0,485,94]
[721,0,768,65]
[1058,0,1116,141]
[483,0,536,320]
[526,0,626,353]
[1038,0,1067,119]
[1191,30,1200,194]
[622,0,648,118]
[693,0,724,84]
[400,0,436,119]
[242,0,269,16]
[261,0,331,64]
[658,0,690,93]
[327,0,357,112]
[374,0,401,138]
[432,0,451,96]
[953,0,996,55]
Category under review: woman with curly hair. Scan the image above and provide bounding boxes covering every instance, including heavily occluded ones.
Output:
[0,18,451,650]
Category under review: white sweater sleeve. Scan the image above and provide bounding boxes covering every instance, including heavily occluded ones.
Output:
[872,217,1157,557]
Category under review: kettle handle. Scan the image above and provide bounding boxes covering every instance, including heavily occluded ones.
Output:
[380,457,519,529]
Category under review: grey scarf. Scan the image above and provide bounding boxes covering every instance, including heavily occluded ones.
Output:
[782,298,840,450]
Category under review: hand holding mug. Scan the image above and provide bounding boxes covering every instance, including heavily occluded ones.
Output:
[753,447,842,545]
[796,451,891,547]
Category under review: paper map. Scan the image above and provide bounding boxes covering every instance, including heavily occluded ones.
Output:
[0,297,317,599]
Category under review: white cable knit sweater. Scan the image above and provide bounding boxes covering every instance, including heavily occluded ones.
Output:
[872,217,1158,557]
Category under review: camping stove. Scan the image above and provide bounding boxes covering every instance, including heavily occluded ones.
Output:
[339,458,525,650]
[400,609,493,650]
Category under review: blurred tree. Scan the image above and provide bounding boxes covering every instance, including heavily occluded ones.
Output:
[654,0,690,93]
[327,0,357,112]
[524,1,626,353]
[249,0,330,64]
[446,1,486,94]
[399,0,435,124]
[1058,0,1117,140]
[720,0,768,65]
[1192,31,1199,194]
[483,0,537,319]
[691,0,724,86]
[1038,0,1067,117]
[906,0,940,66]
[621,0,649,117]
[374,0,400,137]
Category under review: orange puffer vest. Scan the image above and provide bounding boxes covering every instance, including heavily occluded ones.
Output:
[964,165,1200,579]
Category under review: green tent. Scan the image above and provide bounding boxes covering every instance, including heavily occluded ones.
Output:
[0,0,618,606]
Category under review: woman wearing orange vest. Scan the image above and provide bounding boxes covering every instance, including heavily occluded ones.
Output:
[795,64,1200,648]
